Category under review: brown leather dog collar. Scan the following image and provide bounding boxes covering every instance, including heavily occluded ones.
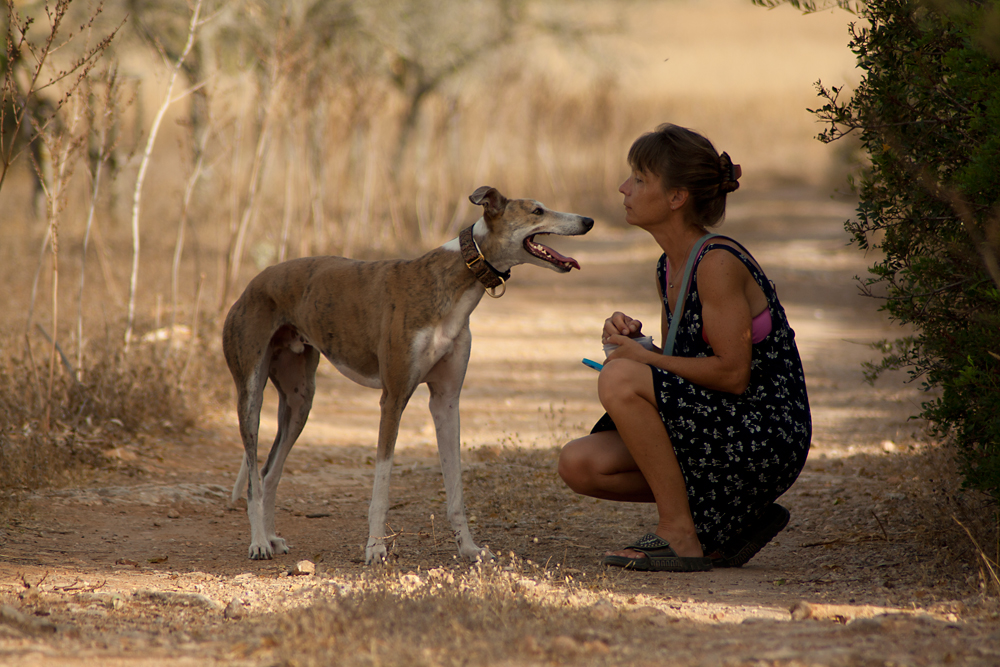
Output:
[459,225,510,298]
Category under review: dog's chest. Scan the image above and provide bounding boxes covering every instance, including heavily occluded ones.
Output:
[412,287,481,365]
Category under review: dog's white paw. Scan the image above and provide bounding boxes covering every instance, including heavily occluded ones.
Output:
[457,536,495,562]
[269,536,290,554]
[248,542,274,560]
[365,538,388,565]
[465,546,496,563]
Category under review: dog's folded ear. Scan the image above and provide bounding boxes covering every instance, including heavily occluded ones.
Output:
[469,186,507,220]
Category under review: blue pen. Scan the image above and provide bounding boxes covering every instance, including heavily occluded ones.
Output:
[582,358,603,371]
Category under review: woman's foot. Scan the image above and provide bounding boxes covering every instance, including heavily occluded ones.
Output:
[606,528,702,561]
[709,504,790,568]
[602,533,712,572]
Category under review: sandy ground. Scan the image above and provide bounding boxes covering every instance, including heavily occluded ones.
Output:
[3,189,1000,665]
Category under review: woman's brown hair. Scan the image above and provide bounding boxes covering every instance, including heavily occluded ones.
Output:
[627,123,740,227]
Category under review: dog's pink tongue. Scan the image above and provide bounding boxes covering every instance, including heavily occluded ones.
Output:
[544,244,581,270]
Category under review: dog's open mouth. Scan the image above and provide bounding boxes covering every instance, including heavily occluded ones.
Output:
[524,234,581,270]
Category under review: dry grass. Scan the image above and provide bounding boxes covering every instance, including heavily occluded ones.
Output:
[263,561,618,666]
[847,443,1000,597]
[245,441,1000,665]
[0,327,197,497]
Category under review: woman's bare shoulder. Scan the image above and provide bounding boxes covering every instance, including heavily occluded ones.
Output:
[699,240,763,276]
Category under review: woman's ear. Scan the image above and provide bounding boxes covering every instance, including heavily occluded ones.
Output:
[668,187,689,211]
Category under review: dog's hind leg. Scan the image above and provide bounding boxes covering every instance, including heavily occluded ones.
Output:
[259,344,320,555]
[365,379,419,565]
[426,328,493,562]
[234,359,274,560]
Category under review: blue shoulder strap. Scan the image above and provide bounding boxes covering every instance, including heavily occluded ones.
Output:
[662,233,721,356]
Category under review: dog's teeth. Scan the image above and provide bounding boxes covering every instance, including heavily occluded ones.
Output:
[525,234,579,270]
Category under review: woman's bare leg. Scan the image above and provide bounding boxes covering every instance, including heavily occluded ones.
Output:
[566,358,703,559]
[558,429,655,502]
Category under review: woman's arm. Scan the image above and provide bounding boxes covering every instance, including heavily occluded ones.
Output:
[607,250,754,394]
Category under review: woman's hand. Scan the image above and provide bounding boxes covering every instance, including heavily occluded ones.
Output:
[602,312,643,345]
[603,333,652,363]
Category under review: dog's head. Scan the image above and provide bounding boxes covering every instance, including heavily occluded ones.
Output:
[469,186,594,274]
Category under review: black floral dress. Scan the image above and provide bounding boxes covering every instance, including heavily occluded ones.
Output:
[593,239,811,553]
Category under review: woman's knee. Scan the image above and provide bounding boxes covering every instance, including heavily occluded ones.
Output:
[598,358,647,411]
[557,439,587,489]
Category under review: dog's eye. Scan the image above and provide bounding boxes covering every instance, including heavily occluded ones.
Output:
[532,207,544,215]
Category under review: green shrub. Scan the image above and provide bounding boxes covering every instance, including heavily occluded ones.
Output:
[805,0,1000,500]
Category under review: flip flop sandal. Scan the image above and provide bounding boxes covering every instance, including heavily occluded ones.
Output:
[712,503,790,568]
[602,533,713,572]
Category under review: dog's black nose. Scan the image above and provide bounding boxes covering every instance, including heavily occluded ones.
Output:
[582,217,595,232]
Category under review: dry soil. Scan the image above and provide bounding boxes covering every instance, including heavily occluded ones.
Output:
[3,190,1000,666]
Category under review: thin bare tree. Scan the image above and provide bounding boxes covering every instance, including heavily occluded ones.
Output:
[124,0,204,351]
[168,124,209,356]
[77,64,122,376]
[26,87,87,432]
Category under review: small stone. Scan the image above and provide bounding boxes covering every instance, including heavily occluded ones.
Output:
[790,600,813,620]
[103,447,138,461]
[289,560,316,576]
[224,597,245,620]
[166,509,180,519]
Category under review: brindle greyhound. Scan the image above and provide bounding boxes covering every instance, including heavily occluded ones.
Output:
[223,186,594,563]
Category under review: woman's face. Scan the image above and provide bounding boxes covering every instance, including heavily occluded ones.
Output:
[619,167,674,229]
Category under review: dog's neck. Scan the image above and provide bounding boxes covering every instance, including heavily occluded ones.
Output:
[458,224,510,291]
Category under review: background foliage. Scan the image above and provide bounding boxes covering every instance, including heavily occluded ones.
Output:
[795,0,1000,500]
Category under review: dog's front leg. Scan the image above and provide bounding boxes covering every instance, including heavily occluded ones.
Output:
[427,331,494,562]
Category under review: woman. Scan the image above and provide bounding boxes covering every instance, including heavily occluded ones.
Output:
[558,124,811,572]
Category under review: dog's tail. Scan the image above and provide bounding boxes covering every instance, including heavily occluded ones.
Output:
[230,455,249,506]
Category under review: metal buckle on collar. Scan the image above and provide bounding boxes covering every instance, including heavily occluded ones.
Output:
[465,252,484,271]
[460,225,508,297]
[486,275,506,299]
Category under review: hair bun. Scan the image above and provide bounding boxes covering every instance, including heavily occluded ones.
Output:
[718,152,741,195]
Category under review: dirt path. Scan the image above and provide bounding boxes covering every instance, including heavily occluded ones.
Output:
[3,190,1000,666]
